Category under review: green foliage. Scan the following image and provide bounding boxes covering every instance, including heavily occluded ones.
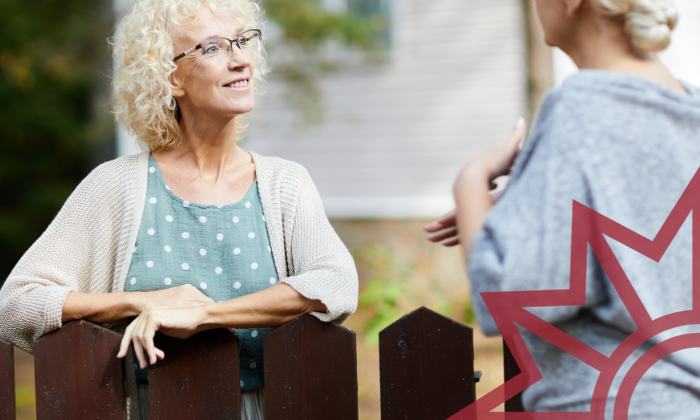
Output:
[265,0,373,50]
[262,0,375,125]
[355,245,420,344]
[0,0,112,283]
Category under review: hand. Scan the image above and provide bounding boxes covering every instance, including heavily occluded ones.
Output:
[425,118,527,247]
[456,117,526,187]
[116,303,208,369]
[424,210,460,247]
[141,284,215,311]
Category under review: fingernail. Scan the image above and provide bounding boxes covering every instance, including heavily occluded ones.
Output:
[514,117,526,131]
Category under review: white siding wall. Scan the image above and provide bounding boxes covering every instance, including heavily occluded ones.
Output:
[245,0,528,218]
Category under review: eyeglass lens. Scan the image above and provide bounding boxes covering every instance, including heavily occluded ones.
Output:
[201,31,261,63]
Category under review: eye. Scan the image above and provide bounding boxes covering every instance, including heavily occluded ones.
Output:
[203,40,223,56]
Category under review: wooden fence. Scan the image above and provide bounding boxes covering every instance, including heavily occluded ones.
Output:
[0,306,524,419]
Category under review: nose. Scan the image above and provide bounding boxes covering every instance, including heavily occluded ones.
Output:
[227,46,251,71]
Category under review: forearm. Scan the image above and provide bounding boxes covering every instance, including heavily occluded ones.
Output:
[61,291,147,324]
[197,284,328,330]
[454,165,495,266]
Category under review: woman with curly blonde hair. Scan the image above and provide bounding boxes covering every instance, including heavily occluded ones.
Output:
[0,1,358,419]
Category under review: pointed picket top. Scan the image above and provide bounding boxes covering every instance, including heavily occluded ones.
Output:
[264,314,358,420]
[149,329,240,420]
[34,320,126,420]
[0,338,15,419]
[379,306,475,420]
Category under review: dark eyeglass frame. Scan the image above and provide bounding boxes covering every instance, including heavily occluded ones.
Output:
[173,29,262,62]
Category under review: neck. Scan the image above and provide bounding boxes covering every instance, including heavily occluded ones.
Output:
[560,16,686,94]
[156,107,247,181]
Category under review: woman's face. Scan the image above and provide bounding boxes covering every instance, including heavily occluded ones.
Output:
[172,6,255,119]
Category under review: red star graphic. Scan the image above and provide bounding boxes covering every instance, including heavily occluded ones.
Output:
[449,169,700,420]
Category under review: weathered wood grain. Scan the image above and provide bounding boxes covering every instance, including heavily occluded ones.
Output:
[34,320,126,420]
[264,315,358,420]
[379,306,475,420]
[149,329,240,420]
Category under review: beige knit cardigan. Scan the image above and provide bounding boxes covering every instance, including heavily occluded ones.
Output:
[0,151,358,419]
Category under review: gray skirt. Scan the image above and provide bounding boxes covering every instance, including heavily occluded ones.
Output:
[138,384,265,420]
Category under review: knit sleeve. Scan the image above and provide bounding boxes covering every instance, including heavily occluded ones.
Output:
[466,94,607,337]
[278,168,359,325]
[0,160,132,354]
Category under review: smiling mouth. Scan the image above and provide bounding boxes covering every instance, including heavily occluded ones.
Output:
[224,79,250,88]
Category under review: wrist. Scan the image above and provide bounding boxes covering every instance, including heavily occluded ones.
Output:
[127,292,149,316]
[455,163,490,191]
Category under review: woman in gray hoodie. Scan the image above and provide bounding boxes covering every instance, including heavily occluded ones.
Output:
[427,0,700,417]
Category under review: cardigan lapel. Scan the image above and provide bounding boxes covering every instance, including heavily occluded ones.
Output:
[250,151,290,279]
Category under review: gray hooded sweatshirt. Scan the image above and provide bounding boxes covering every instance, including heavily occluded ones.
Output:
[468,70,700,418]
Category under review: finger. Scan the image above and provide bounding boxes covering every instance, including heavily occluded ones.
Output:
[132,336,147,369]
[155,347,165,360]
[117,321,136,358]
[424,210,456,232]
[142,325,158,366]
[506,117,526,149]
[427,227,459,243]
[441,237,460,247]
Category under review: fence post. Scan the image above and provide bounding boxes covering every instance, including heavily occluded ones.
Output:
[148,329,240,420]
[0,338,15,419]
[503,339,525,412]
[34,320,126,419]
[264,314,358,420]
[379,306,475,420]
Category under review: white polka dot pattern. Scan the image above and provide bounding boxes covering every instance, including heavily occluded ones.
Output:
[147,229,155,235]
[199,248,207,256]
[164,245,171,252]
[199,216,207,224]
[183,200,190,208]
[234,281,241,289]
[182,263,190,270]
[269,277,276,285]
[217,233,224,241]
[149,166,155,173]
[182,232,190,239]
[232,216,239,223]
[0,151,359,407]
[248,232,255,239]
[200,282,207,290]
[215,267,222,275]
[251,262,258,270]
[245,201,251,208]
[166,215,173,222]
[233,248,241,255]
[164,278,172,285]
[149,197,157,204]
[251,330,258,337]
[146,261,154,268]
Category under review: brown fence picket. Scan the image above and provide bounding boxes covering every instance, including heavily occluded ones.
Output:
[0,338,15,419]
[379,306,475,420]
[503,339,525,412]
[34,320,126,419]
[264,314,358,420]
[149,329,240,420]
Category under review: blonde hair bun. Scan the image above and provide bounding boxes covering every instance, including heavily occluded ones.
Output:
[593,0,679,53]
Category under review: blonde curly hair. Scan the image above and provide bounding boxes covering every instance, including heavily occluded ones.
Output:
[111,0,268,151]
[591,0,678,53]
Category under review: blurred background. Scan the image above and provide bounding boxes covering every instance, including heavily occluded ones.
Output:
[2,0,699,418]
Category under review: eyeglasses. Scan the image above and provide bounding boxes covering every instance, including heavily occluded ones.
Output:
[173,29,262,63]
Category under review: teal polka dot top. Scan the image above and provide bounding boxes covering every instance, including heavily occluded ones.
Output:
[125,156,278,392]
